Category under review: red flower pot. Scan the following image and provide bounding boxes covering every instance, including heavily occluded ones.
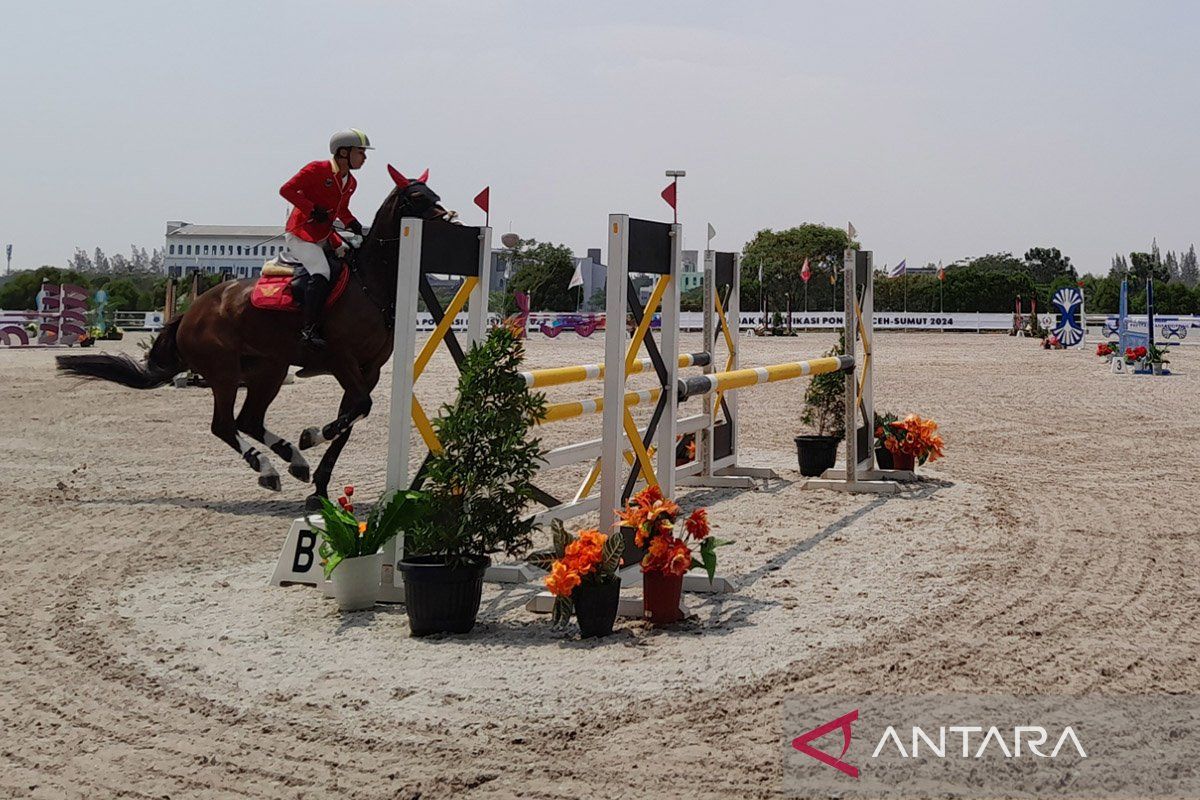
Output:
[891,451,916,471]
[643,571,684,624]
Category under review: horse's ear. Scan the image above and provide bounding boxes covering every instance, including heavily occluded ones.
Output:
[388,164,410,188]
[417,168,429,183]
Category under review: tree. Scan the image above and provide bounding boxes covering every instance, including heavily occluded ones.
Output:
[1109,254,1129,278]
[507,238,577,311]
[93,248,110,274]
[0,267,92,310]
[1181,245,1199,288]
[1023,247,1076,283]
[741,223,853,312]
[1165,250,1181,283]
[68,248,93,273]
[1129,251,1169,284]
[586,287,606,311]
[110,253,130,273]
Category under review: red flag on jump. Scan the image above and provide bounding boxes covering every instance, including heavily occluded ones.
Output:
[661,181,676,210]
[801,257,811,284]
[473,186,490,214]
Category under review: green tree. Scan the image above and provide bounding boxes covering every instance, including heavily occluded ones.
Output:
[1024,247,1076,283]
[508,239,577,311]
[0,267,92,309]
[741,223,854,312]
[1129,252,1169,284]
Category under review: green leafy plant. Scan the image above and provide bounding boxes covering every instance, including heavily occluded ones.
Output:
[800,336,846,438]
[528,521,624,626]
[873,411,900,450]
[402,325,547,567]
[1148,344,1170,365]
[316,485,428,579]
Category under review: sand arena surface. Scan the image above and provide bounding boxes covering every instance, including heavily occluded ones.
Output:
[2,332,1199,799]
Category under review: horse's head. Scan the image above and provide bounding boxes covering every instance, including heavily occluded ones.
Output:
[383,165,455,222]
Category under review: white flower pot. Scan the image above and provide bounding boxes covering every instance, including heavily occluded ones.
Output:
[1152,362,1164,375]
[331,552,383,611]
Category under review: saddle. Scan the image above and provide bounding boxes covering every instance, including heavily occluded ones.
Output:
[251,248,351,312]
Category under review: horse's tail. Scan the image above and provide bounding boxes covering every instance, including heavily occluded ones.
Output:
[56,317,187,389]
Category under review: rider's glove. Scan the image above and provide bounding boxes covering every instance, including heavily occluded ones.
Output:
[310,207,330,224]
[348,219,363,236]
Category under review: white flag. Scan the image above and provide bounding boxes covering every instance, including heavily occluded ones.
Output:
[707,223,716,245]
[888,258,906,278]
[568,261,584,289]
[847,221,857,239]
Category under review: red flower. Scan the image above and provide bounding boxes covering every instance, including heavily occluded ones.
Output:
[685,508,709,540]
[343,485,354,497]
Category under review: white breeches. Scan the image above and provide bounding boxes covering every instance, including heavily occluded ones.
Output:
[283,233,331,279]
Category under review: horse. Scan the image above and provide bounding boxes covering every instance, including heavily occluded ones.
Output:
[57,165,452,509]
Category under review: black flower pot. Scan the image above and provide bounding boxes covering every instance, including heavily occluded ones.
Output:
[572,579,621,639]
[794,434,841,477]
[397,554,490,637]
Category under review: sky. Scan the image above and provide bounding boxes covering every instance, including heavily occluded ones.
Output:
[3,0,1200,276]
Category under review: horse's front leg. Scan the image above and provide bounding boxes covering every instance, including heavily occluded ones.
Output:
[301,364,379,510]
[298,383,372,449]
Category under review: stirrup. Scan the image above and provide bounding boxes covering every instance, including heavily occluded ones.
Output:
[300,326,327,349]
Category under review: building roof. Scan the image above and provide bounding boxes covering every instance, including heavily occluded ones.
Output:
[168,224,284,237]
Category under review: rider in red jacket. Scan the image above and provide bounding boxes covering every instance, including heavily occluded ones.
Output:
[279,129,371,348]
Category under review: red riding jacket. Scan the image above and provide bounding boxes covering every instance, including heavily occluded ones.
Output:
[279,159,360,244]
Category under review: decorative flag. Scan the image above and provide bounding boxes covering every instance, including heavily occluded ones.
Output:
[568,261,584,289]
[661,181,677,210]
[888,258,906,278]
[847,221,857,239]
[801,257,811,283]
[707,223,716,246]
[473,186,490,213]
[829,269,837,285]
[937,261,945,282]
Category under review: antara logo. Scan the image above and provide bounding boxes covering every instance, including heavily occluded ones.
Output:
[793,709,1089,779]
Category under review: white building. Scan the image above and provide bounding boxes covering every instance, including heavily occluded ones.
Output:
[164,222,286,279]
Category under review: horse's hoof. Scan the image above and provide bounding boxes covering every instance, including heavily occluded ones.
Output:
[298,427,323,450]
[289,463,311,483]
[304,493,325,512]
[259,474,282,492]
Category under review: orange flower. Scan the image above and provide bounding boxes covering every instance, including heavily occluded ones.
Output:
[358,521,368,536]
[632,485,663,507]
[666,540,693,576]
[684,508,709,540]
[545,562,582,597]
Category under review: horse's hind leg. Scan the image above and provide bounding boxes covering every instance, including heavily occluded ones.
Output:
[236,361,310,483]
[209,374,282,491]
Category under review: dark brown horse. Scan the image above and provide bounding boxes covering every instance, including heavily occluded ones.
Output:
[58,165,451,509]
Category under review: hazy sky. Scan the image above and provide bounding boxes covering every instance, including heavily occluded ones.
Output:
[4,1,1199,275]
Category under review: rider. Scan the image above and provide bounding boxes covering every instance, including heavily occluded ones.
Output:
[279,129,372,349]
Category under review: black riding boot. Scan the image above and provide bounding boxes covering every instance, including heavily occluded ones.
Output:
[300,274,331,349]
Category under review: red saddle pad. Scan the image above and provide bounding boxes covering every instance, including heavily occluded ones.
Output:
[251,267,351,312]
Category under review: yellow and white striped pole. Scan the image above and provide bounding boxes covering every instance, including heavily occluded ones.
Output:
[521,352,709,389]
[539,386,662,425]
[677,355,854,400]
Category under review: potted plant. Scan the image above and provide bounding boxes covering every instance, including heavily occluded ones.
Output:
[314,484,425,611]
[875,413,945,472]
[1096,341,1117,362]
[397,324,546,636]
[1124,345,1148,369]
[1148,344,1170,375]
[795,338,846,476]
[873,411,900,469]
[616,486,730,624]
[530,521,624,638]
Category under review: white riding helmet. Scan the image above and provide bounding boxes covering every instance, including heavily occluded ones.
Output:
[329,128,374,154]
